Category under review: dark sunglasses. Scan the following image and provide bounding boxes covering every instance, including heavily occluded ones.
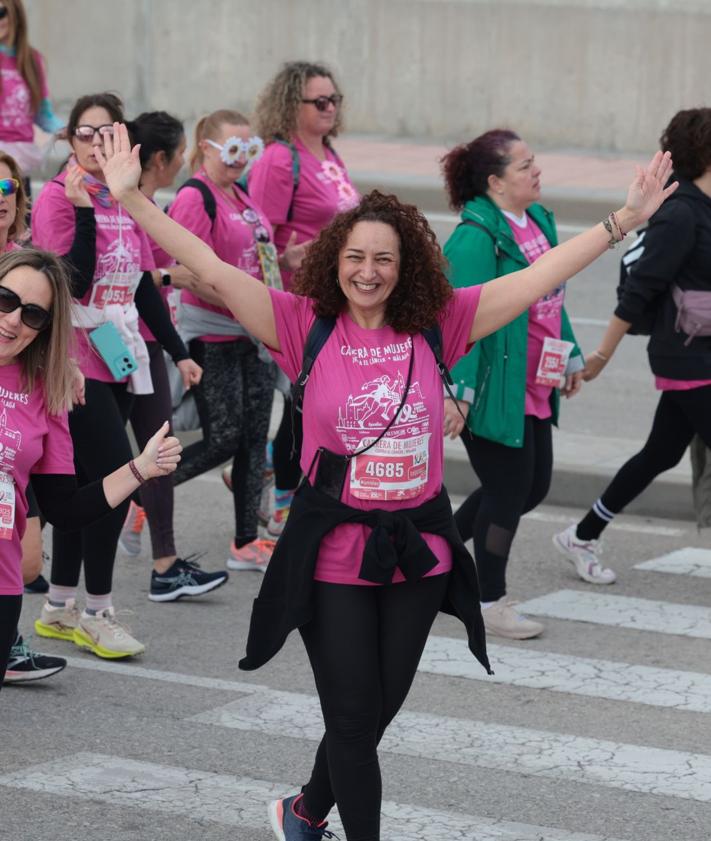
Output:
[0,285,51,331]
[301,94,343,112]
[0,178,19,197]
[74,124,115,143]
[0,7,8,21]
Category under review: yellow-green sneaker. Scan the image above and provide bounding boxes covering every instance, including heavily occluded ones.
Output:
[73,608,145,659]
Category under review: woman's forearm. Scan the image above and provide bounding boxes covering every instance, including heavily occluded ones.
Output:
[597,314,631,358]
[473,210,633,341]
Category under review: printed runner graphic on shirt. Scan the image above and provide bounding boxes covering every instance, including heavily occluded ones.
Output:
[0,394,26,540]
[337,337,430,501]
[90,214,143,308]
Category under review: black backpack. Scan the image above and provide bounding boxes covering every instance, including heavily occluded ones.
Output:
[616,227,657,336]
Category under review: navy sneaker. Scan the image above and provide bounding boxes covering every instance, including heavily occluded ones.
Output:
[3,636,67,684]
[149,556,228,602]
[24,573,49,594]
[268,794,338,839]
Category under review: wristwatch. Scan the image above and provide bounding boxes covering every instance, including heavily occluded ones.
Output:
[159,268,172,287]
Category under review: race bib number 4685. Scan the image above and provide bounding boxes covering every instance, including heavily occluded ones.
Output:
[350,434,429,501]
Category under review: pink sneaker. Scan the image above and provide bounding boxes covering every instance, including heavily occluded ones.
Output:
[226,538,275,572]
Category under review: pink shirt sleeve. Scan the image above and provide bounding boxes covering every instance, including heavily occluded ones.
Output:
[440,286,482,369]
[31,180,75,255]
[32,411,75,475]
[168,185,215,247]
[266,288,316,381]
[248,143,297,228]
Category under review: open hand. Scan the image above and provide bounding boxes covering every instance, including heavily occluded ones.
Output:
[65,164,93,208]
[622,151,678,231]
[134,421,182,479]
[93,122,142,203]
[280,231,312,272]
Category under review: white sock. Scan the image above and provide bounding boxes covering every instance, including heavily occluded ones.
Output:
[48,584,78,606]
[85,592,113,614]
[480,600,497,610]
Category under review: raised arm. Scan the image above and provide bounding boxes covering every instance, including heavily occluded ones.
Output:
[94,124,279,350]
[470,151,677,342]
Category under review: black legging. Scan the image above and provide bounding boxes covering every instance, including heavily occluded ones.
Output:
[52,379,134,595]
[272,397,303,491]
[0,594,22,688]
[299,573,449,841]
[455,417,552,602]
[129,341,175,559]
[174,340,275,543]
[579,385,711,540]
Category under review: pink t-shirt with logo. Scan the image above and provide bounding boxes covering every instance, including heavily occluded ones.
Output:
[268,285,481,585]
[31,174,155,382]
[0,50,49,143]
[505,212,560,419]
[168,172,274,342]
[0,364,75,596]
[248,137,359,289]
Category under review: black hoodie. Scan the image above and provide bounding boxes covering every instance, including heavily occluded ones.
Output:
[615,178,711,380]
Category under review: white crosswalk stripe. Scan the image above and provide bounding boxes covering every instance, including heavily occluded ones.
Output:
[0,753,629,841]
[191,688,711,803]
[519,589,711,639]
[420,637,711,712]
[634,547,711,578]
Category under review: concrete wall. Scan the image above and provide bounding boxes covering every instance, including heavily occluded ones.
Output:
[26,0,711,152]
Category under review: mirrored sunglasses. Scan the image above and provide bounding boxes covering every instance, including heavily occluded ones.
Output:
[74,124,115,143]
[0,178,20,197]
[0,285,51,331]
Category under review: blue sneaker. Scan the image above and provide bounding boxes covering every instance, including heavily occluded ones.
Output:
[268,793,338,839]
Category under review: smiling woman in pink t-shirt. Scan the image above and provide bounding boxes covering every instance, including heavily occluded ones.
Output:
[249,61,360,539]
[99,121,675,841]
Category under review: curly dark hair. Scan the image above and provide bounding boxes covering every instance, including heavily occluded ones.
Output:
[660,108,711,180]
[441,129,520,210]
[292,191,452,333]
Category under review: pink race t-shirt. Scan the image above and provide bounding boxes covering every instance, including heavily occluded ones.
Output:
[31,174,155,381]
[168,172,274,342]
[0,364,74,596]
[505,212,560,419]
[268,285,481,586]
[248,137,359,289]
[0,49,49,143]
[655,377,711,391]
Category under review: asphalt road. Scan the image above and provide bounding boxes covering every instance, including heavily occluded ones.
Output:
[3,465,711,841]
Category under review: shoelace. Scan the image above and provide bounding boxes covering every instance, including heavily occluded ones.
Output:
[178,551,207,571]
[9,640,37,665]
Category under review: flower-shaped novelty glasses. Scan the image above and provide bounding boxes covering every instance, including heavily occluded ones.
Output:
[206,135,264,167]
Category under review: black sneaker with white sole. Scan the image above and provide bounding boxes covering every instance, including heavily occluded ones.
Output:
[3,636,67,684]
[149,557,229,603]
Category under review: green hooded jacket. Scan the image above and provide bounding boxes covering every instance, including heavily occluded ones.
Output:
[444,195,583,448]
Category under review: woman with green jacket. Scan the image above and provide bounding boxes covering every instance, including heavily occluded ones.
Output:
[441,129,616,641]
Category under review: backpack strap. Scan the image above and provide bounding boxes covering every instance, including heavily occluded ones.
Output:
[457,218,499,258]
[421,324,467,428]
[291,315,336,414]
[176,178,217,231]
[274,137,301,222]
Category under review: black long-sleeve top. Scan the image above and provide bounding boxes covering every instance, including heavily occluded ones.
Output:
[32,473,112,531]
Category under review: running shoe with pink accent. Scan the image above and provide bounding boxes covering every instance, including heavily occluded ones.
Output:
[553,524,617,584]
[226,538,275,572]
[268,793,338,840]
[119,501,146,557]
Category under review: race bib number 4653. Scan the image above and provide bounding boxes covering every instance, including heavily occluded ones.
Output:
[350,434,429,501]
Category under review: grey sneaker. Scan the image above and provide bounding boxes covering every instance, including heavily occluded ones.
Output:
[118,501,146,557]
[553,524,617,584]
[482,597,544,640]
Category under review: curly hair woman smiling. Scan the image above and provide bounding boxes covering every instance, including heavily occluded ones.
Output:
[96,121,675,840]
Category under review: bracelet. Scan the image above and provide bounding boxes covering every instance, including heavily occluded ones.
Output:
[128,459,147,484]
[591,350,609,362]
[601,212,626,249]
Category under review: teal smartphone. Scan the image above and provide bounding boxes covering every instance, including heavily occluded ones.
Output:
[88,322,138,381]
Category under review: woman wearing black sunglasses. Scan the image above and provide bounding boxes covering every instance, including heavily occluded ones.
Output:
[29,92,197,660]
[248,61,359,540]
[0,0,64,183]
[0,247,182,689]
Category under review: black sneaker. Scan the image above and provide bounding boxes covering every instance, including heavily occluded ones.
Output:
[24,573,49,594]
[149,557,229,603]
[3,636,67,684]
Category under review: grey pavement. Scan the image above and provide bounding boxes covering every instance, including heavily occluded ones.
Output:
[3,471,711,841]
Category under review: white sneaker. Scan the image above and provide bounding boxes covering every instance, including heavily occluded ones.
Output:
[34,598,80,642]
[553,524,617,584]
[481,597,544,640]
[73,608,145,659]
